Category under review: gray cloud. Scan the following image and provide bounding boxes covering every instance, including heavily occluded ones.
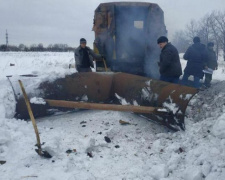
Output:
[0,0,224,47]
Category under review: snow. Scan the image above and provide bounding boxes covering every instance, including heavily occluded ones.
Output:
[0,52,75,79]
[180,94,193,100]
[30,97,46,105]
[183,166,203,180]
[115,93,130,105]
[212,113,225,139]
[0,52,225,179]
[157,108,168,112]
[163,96,179,114]
[149,164,169,179]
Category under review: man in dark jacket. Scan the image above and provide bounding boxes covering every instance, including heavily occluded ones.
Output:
[74,38,102,72]
[181,37,207,88]
[157,36,182,83]
[204,42,218,87]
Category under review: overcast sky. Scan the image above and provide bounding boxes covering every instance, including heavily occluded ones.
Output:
[0,0,224,47]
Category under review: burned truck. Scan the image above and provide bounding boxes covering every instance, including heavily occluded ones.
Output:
[92,2,167,78]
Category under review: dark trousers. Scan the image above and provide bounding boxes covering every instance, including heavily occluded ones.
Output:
[204,73,212,87]
[76,67,92,72]
[160,75,180,84]
[181,73,200,88]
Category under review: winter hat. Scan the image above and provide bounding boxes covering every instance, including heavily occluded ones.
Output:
[157,36,168,44]
[193,37,200,43]
[80,38,87,44]
[207,42,214,47]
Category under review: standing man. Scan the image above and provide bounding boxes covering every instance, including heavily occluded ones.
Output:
[204,42,218,88]
[181,37,207,89]
[74,38,102,72]
[157,36,182,83]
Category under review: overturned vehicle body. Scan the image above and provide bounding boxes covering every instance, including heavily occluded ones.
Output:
[93,2,167,78]
[12,72,197,131]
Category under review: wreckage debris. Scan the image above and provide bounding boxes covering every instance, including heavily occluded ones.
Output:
[119,120,131,125]
[87,152,93,158]
[0,160,6,165]
[104,136,111,143]
[13,72,197,131]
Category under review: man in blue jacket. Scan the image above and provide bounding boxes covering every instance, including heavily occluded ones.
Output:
[181,37,207,88]
[157,36,182,83]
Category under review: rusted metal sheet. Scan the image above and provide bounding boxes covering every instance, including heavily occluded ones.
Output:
[13,72,197,131]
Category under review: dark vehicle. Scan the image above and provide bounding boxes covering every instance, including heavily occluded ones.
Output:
[92,2,167,78]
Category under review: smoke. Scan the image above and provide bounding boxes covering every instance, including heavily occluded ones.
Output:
[97,3,167,79]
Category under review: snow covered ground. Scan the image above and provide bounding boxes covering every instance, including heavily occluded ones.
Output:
[1,52,225,180]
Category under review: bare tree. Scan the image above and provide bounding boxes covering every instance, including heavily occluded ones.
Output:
[38,43,44,51]
[197,14,212,45]
[18,44,26,51]
[30,44,38,51]
[207,12,220,58]
[208,11,225,60]
[174,11,225,60]
[185,19,199,41]
[215,11,225,61]
[172,30,190,53]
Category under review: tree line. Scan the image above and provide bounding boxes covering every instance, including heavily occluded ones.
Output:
[172,10,225,61]
[0,43,75,52]
[1,10,224,58]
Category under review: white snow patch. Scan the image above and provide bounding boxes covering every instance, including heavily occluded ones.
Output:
[132,100,139,106]
[163,96,179,114]
[163,102,179,114]
[145,80,152,86]
[149,164,169,179]
[30,97,46,105]
[157,108,168,112]
[142,87,150,99]
[81,95,88,101]
[180,94,192,100]
[183,166,203,180]
[115,93,130,105]
[0,129,11,145]
[212,114,225,139]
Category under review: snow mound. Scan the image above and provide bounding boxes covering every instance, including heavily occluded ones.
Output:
[1,52,225,180]
[212,114,225,138]
[150,164,169,179]
[183,166,203,180]
[30,97,46,105]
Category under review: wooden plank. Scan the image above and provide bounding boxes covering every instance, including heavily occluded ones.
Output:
[45,99,160,114]
[18,80,42,155]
